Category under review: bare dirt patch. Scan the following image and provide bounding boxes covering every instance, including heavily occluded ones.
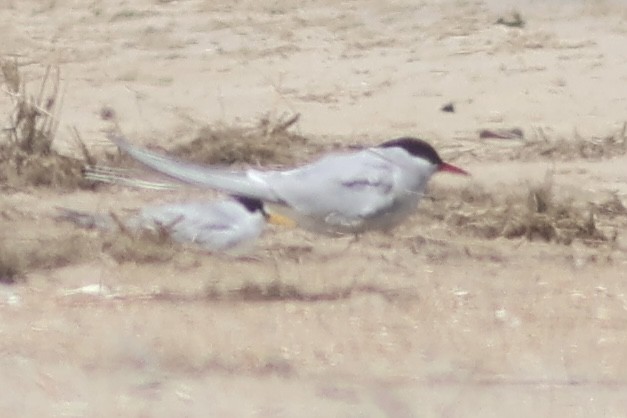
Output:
[3,1,627,416]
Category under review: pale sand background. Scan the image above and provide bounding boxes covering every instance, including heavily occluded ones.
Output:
[2,0,627,416]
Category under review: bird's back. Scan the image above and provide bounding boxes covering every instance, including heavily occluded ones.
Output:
[135,200,264,253]
[258,149,414,234]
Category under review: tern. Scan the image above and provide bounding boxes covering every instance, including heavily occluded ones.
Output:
[107,134,469,235]
[57,196,270,255]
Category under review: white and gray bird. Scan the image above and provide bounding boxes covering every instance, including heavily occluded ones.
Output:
[57,196,269,255]
[106,134,469,235]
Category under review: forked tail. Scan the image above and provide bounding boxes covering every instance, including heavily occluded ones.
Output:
[107,133,278,202]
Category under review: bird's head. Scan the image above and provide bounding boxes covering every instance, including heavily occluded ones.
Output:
[232,196,266,214]
[231,195,296,226]
[378,137,469,176]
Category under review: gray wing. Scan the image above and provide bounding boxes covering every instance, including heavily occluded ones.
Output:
[263,151,400,228]
[107,133,280,202]
[136,201,264,252]
[137,202,240,232]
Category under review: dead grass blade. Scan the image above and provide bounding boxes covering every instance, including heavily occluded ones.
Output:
[422,180,619,246]
[169,112,321,167]
[1,57,20,94]
[1,60,95,190]
[0,231,100,282]
[71,126,97,167]
[0,241,25,284]
[99,212,179,264]
[477,126,627,162]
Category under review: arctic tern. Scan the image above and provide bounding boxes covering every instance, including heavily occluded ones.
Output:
[106,134,469,235]
[57,196,269,255]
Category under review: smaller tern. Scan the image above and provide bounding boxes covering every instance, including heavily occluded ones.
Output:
[107,133,469,235]
[57,196,272,255]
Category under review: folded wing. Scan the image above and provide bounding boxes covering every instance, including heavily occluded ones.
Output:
[108,133,279,202]
[264,151,399,231]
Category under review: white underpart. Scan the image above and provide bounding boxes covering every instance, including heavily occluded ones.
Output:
[108,134,440,235]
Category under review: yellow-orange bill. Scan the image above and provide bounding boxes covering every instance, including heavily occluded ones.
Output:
[267,212,297,228]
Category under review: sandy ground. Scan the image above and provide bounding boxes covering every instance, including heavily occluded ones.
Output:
[2,0,627,416]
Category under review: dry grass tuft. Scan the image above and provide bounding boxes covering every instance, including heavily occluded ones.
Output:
[0,151,92,189]
[54,206,206,266]
[25,233,97,269]
[2,221,186,282]
[0,241,25,284]
[0,230,99,282]
[477,125,627,162]
[101,233,177,264]
[197,281,413,303]
[521,126,626,161]
[4,211,184,280]
[519,128,627,160]
[595,193,627,218]
[97,213,179,264]
[496,11,525,28]
[90,111,327,186]
[170,113,324,167]
[502,183,606,244]
[0,59,95,190]
[214,281,311,301]
[424,180,616,246]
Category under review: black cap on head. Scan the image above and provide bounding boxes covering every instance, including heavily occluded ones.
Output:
[378,137,443,166]
[232,195,265,214]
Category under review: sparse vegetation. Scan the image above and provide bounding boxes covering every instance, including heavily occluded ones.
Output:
[518,126,627,161]
[0,59,95,190]
[100,215,179,264]
[2,2,627,412]
[0,219,187,281]
[595,193,627,218]
[169,112,323,167]
[496,11,525,28]
[109,9,154,22]
[0,241,25,284]
[479,125,627,162]
[0,230,98,282]
[55,207,188,264]
[91,110,328,186]
[423,180,620,246]
[201,280,408,302]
